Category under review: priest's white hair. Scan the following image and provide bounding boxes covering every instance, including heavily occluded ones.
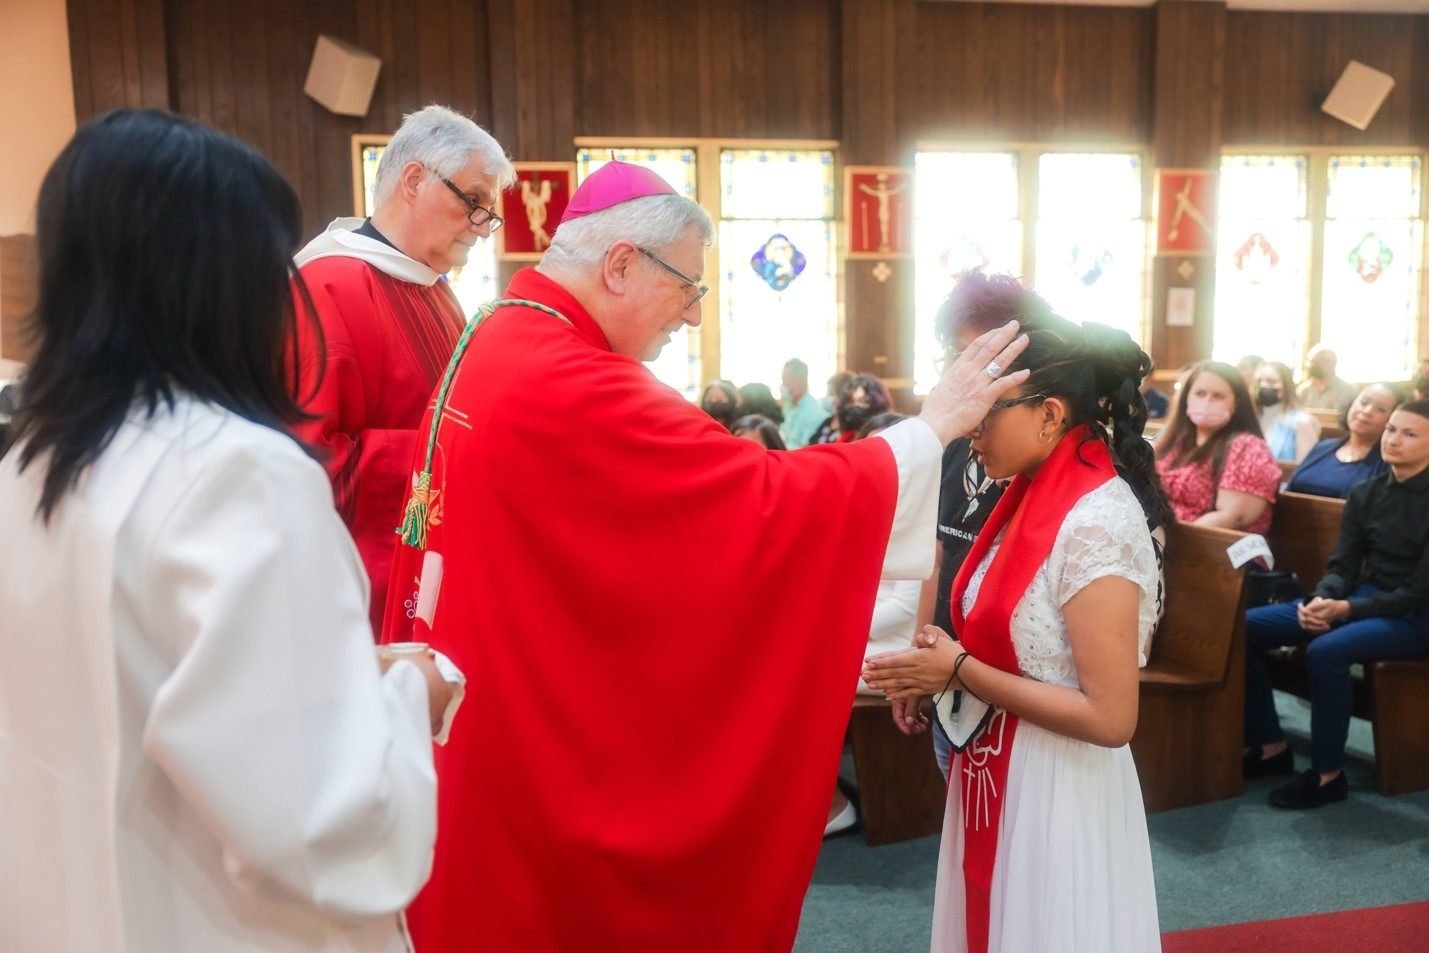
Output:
[542,194,715,270]
[373,105,514,206]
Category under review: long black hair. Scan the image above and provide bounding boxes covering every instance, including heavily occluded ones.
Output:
[1009,323,1173,529]
[8,109,319,521]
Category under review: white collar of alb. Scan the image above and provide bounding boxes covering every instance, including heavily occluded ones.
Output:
[294,217,441,285]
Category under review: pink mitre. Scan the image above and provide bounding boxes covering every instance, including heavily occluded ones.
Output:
[560,160,677,224]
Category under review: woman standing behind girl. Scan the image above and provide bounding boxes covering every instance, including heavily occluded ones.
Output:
[863,323,1168,953]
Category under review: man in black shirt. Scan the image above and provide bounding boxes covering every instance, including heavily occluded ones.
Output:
[1244,400,1429,809]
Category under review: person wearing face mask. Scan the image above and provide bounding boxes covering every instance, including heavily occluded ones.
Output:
[1155,360,1282,534]
[1285,383,1399,498]
[808,371,854,445]
[833,374,892,443]
[1255,360,1320,462]
[699,380,739,430]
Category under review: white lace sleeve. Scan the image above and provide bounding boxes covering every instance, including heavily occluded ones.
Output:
[1049,480,1157,608]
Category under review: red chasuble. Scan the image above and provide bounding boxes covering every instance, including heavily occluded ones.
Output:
[948,428,1115,953]
[383,267,901,952]
[293,256,465,634]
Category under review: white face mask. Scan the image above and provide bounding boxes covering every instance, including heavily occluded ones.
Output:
[1186,398,1232,430]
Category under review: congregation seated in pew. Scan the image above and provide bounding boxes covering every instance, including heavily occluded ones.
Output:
[1243,399,1429,809]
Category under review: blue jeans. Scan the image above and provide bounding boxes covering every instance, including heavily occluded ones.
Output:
[1245,584,1429,773]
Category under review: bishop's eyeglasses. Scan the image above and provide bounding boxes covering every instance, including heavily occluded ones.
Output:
[638,246,709,309]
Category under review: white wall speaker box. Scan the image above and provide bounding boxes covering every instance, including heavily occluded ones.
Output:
[304,35,382,117]
[1320,60,1395,131]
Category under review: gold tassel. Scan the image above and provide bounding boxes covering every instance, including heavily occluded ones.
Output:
[397,471,433,550]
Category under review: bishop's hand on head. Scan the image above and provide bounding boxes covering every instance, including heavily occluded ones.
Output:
[918,322,1031,446]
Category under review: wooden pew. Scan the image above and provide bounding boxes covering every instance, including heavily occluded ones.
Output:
[1131,522,1249,812]
[1306,407,1345,441]
[847,696,946,845]
[1263,490,1429,796]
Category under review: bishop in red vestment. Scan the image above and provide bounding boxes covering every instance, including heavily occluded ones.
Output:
[292,105,512,633]
[382,162,1029,951]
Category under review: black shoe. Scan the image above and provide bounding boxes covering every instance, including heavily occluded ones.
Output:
[1243,746,1295,779]
[1269,769,1349,809]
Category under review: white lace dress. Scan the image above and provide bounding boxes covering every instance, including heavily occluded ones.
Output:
[931,477,1163,953]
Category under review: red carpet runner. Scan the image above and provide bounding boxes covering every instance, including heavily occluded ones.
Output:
[1162,901,1429,953]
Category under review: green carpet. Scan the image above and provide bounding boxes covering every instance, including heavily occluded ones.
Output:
[795,693,1429,952]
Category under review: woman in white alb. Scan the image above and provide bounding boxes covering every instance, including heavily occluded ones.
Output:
[864,323,1166,953]
[0,110,461,953]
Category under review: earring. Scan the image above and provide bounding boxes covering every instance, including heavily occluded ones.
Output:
[1038,429,1052,444]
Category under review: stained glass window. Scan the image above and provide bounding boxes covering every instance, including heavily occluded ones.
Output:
[1034,153,1147,343]
[718,149,839,397]
[913,152,1021,394]
[1213,155,1313,367]
[358,141,499,319]
[1320,155,1422,381]
[576,148,701,395]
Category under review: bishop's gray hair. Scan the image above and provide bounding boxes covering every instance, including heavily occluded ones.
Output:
[541,194,715,272]
[373,105,514,207]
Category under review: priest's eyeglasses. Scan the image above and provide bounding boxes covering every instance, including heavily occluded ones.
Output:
[972,393,1046,434]
[435,172,504,232]
[638,247,709,309]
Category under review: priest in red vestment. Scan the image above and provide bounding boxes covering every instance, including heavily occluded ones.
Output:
[382,161,1030,951]
[292,105,513,633]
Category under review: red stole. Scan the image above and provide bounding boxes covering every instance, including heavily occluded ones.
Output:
[382,267,901,952]
[948,427,1115,952]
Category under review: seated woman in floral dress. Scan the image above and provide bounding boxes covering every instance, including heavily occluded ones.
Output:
[1155,360,1281,534]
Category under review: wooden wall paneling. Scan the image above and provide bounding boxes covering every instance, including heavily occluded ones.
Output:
[486,0,575,160]
[572,0,702,139]
[693,0,837,140]
[907,3,1151,144]
[164,0,495,235]
[1417,18,1429,148]
[841,0,915,390]
[1223,12,1421,147]
[0,235,39,364]
[68,0,170,119]
[1148,0,1225,374]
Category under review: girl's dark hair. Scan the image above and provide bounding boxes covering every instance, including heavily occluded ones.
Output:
[730,414,786,450]
[700,379,738,406]
[1009,323,1173,528]
[1155,361,1262,482]
[736,382,783,424]
[837,374,891,415]
[8,109,318,522]
[857,412,908,439]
